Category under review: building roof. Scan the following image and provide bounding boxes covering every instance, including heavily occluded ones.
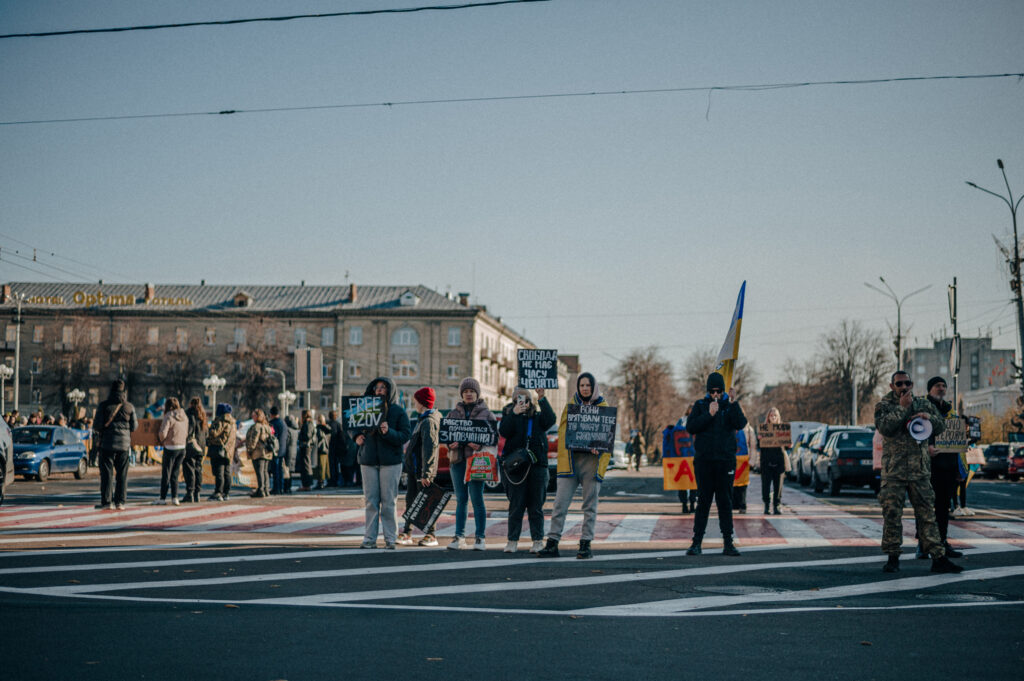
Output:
[1,282,468,314]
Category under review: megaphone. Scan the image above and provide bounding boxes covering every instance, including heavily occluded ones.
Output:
[907,417,932,442]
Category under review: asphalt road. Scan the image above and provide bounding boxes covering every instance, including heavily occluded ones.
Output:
[2,466,1023,681]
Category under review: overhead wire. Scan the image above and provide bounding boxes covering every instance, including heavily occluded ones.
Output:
[1,72,1021,127]
[0,1,554,39]
[0,232,137,281]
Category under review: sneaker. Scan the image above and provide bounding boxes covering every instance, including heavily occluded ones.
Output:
[94,503,111,510]
[418,535,439,547]
[180,496,193,504]
[151,499,166,506]
[396,533,414,546]
[951,507,964,517]
[931,556,963,574]
[114,503,125,511]
[686,542,702,556]
[359,540,376,549]
[883,554,900,573]
[207,494,222,502]
[383,542,396,550]
[171,498,180,506]
[537,538,559,558]
[530,540,544,554]
[963,507,975,516]
[447,537,464,551]
[576,540,592,559]
[473,538,486,551]
[773,505,782,515]
[504,540,517,553]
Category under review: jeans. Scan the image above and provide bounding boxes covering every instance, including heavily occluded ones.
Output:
[449,459,488,539]
[361,464,402,544]
[692,457,735,541]
[160,448,185,500]
[271,456,284,494]
[99,448,130,506]
[548,452,602,542]
[504,462,548,541]
[253,459,270,495]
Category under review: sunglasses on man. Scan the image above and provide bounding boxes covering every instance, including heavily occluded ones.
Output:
[894,380,913,388]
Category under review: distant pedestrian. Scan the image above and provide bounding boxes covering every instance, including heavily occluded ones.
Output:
[499,386,556,554]
[245,409,275,498]
[268,406,287,495]
[758,407,786,515]
[92,379,138,510]
[327,409,351,487]
[398,387,442,547]
[206,403,236,501]
[446,377,495,551]
[686,372,747,557]
[315,413,331,489]
[182,398,208,503]
[296,410,318,491]
[283,413,298,493]
[539,372,610,560]
[629,430,645,470]
[156,397,188,506]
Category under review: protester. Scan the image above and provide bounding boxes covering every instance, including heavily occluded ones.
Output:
[91,380,138,510]
[327,409,350,487]
[685,372,747,556]
[206,403,236,501]
[499,386,556,553]
[245,408,275,498]
[296,410,318,491]
[674,412,698,514]
[758,407,786,515]
[398,387,442,547]
[182,398,208,503]
[155,397,188,506]
[315,413,331,489]
[539,372,610,560]
[352,377,411,549]
[629,429,645,470]
[446,377,496,551]
[874,371,961,574]
[268,406,287,495]
[731,422,753,514]
[283,412,299,493]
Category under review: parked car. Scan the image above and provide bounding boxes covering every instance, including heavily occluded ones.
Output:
[12,425,89,481]
[798,425,867,487]
[787,430,812,482]
[981,443,1011,479]
[1008,444,1024,482]
[812,428,875,495]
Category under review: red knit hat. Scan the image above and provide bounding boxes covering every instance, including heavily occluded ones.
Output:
[413,387,435,409]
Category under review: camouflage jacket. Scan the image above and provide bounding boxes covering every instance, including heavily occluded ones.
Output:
[874,390,945,480]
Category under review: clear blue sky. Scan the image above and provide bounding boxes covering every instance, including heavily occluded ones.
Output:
[2,0,1022,389]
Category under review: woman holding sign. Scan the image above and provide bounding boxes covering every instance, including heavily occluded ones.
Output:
[499,386,557,553]
[758,407,786,515]
[446,377,496,551]
[539,372,610,560]
[353,377,411,550]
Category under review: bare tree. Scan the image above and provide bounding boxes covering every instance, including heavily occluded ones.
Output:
[812,320,890,424]
[681,346,758,403]
[611,346,687,462]
[230,322,289,414]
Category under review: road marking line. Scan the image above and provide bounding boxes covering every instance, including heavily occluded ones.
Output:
[173,507,323,532]
[261,509,366,534]
[766,517,827,544]
[605,515,660,543]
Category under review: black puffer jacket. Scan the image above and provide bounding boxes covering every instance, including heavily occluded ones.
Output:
[93,388,138,452]
[353,377,411,467]
[499,398,556,463]
[686,396,747,462]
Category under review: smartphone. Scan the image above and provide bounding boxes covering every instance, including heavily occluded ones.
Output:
[516,395,527,406]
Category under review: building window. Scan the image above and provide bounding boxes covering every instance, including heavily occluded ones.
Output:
[32,326,44,343]
[233,362,243,374]
[4,326,16,342]
[88,388,100,406]
[349,326,363,346]
[392,327,418,347]
[447,327,461,346]
[294,327,307,348]
[447,364,459,379]
[320,395,331,409]
[323,363,333,380]
[265,328,276,346]
[30,357,42,373]
[117,360,127,375]
[234,327,246,345]
[204,327,216,345]
[176,327,188,345]
[392,358,418,378]
[62,325,73,344]
[321,327,335,347]
[89,358,101,376]
[62,358,72,373]
[89,326,101,345]
[147,326,159,345]
[146,359,158,375]
[390,326,419,379]
[203,360,214,377]
[349,362,362,379]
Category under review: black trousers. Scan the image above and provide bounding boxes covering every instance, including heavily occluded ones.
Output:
[761,464,784,506]
[210,455,231,497]
[932,465,959,542]
[402,477,437,535]
[99,448,130,506]
[504,463,549,541]
[693,458,735,541]
[160,449,185,500]
[182,453,204,501]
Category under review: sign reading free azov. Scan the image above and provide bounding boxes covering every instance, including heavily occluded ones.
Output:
[342,396,384,432]
[517,349,559,389]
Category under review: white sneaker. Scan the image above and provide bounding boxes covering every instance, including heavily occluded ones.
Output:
[171,498,180,506]
[951,507,963,517]
[396,533,413,546]
[447,537,464,551]
[114,503,125,511]
[473,538,486,551]
[530,540,544,554]
[503,540,517,553]
[964,507,975,516]
[151,499,166,505]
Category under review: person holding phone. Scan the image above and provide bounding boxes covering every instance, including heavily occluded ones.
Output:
[499,386,557,553]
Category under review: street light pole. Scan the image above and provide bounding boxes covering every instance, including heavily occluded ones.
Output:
[864,278,933,371]
[66,388,85,421]
[202,374,227,413]
[12,292,23,412]
[265,367,288,416]
[967,159,1024,394]
[0,364,13,415]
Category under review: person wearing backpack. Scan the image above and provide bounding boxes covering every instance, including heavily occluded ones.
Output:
[92,379,138,510]
[182,398,208,503]
[499,386,556,554]
[245,409,276,498]
[206,403,236,501]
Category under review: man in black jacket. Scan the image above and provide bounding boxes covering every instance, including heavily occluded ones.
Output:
[685,372,747,556]
[92,379,138,510]
[924,376,963,558]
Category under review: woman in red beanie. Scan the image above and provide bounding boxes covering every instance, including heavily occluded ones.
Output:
[398,387,442,546]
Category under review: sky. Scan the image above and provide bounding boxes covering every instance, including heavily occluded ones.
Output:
[1,0,1022,391]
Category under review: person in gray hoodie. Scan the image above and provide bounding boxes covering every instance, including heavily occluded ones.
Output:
[156,397,188,505]
[351,377,411,549]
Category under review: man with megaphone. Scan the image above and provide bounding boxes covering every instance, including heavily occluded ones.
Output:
[874,370,962,574]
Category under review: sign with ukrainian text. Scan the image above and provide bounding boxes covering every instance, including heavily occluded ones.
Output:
[517,349,559,389]
[935,417,969,453]
[564,404,617,453]
[438,418,498,447]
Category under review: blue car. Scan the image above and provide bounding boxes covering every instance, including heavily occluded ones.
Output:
[13,426,89,482]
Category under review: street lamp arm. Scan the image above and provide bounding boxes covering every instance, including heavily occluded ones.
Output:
[864,282,896,302]
[966,181,1014,210]
[901,284,933,304]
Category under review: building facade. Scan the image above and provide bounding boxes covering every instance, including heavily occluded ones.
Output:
[902,336,1015,393]
[1,282,568,419]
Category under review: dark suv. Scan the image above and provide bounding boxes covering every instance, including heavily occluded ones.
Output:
[799,425,866,488]
[812,428,875,495]
[982,443,1010,479]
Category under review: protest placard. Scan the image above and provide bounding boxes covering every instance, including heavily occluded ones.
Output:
[758,422,792,448]
[935,417,969,453]
[438,418,499,447]
[517,348,559,389]
[402,484,453,531]
[130,418,162,447]
[342,396,384,431]
[564,404,617,453]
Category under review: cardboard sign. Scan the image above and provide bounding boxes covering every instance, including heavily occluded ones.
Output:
[935,417,969,453]
[342,396,384,431]
[439,418,499,447]
[517,349,559,389]
[402,484,453,531]
[130,418,162,447]
[758,423,792,448]
[564,404,617,453]
[663,456,696,491]
[464,450,499,482]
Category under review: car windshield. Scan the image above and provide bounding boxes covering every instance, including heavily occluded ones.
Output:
[836,431,872,448]
[13,427,53,445]
[987,445,1008,456]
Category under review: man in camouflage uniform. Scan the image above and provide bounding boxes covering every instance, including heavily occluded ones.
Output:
[874,370,962,574]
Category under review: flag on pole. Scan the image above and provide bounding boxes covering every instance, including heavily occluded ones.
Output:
[715,281,746,392]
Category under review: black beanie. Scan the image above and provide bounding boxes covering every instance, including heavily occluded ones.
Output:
[927,376,946,392]
[706,372,726,393]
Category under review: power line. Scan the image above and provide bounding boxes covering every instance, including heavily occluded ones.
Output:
[0,232,136,281]
[1,72,1020,127]
[0,0,553,39]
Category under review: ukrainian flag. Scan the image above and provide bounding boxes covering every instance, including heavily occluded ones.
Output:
[715,281,746,392]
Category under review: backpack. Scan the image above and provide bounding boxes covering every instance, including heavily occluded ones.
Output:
[264,429,280,456]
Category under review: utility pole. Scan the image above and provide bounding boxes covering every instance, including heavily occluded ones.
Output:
[948,278,961,411]
[13,293,23,412]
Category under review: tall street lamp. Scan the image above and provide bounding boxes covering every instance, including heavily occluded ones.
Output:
[0,364,13,414]
[66,388,86,421]
[203,374,226,412]
[967,159,1024,393]
[265,367,288,413]
[864,277,932,371]
[278,390,297,417]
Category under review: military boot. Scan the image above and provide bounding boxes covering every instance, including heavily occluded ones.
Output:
[931,555,963,574]
[764,503,771,515]
[883,554,900,573]
[686,539,703,556]
[722,538,741,556]
[537,538,559,558]
[576,540,593,559]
